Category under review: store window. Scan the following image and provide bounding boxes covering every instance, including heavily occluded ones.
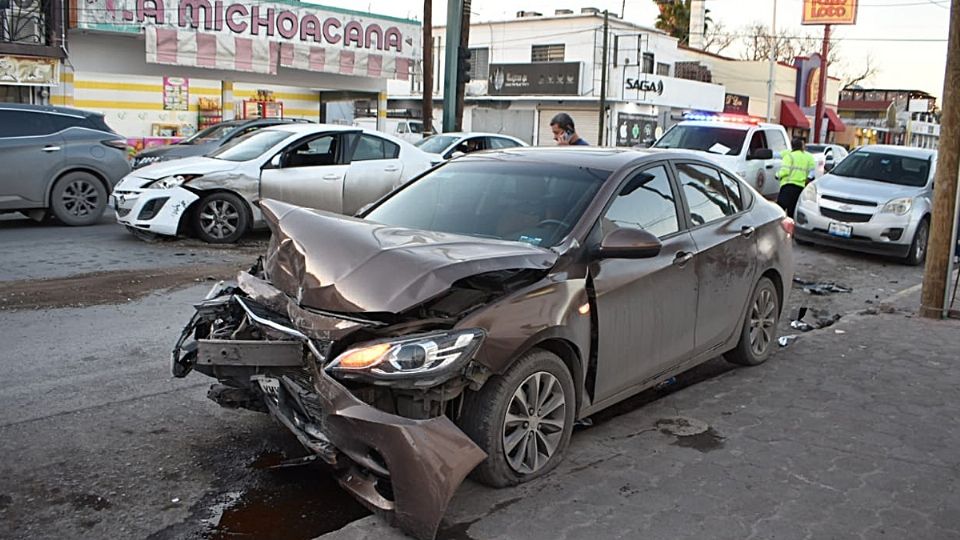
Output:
[0,85,33,104]
[531,44,565,63]
[656,62,670,76]
[469,47,490,80]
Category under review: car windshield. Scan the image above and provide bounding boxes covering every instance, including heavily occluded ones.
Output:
[409,122,423,134]
[415,135,459,154]
[653,125,747,155]
[181,123,239,145]
[207,129,290,162]
[364,160,608,247]
[830,151,931,187]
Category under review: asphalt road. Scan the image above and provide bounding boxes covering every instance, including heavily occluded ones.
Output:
[0,211,933,540]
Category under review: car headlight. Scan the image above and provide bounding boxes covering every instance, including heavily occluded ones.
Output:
[147,174,201,189]
[800,183,818,203]
[326,329,485,380]
[881,197,913,216]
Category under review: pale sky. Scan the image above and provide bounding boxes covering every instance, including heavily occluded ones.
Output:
[317,0,952,100]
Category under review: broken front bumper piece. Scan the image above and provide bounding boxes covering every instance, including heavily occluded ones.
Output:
[171,282,486,540]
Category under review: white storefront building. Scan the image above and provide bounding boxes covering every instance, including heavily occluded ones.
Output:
[393,8,725,145]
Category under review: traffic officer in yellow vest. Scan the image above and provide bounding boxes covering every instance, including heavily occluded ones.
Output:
[776,136,817,218]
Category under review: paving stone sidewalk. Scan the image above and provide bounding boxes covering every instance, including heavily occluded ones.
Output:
[320,310,960,540]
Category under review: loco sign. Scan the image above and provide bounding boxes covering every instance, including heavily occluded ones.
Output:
[801,0,858,25]
[625,78,664,95]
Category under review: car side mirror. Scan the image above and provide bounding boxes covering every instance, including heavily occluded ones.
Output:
[824,162,835,173]
[748,148,774,160]
[598,228,662,259]
[450,151,465,159]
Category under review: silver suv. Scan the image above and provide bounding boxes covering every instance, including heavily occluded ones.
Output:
[0,104,131,226]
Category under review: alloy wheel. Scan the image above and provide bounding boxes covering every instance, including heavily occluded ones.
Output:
[915,222,928,261]
[502,371,567,475]
[199,199,240,240]
[62,179,101,218]
[749,287,777,356]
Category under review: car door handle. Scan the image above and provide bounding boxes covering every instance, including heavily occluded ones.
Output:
[383,165,400,172]
[322,173,341,180]
[741,226,756,238]
[673,251,694,267]
[765,164,774,169]
[42,145,61,152]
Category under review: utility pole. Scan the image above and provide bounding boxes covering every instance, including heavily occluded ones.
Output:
[765,0,778,122]
[813,24,831,144]
[598,10,609,146]
[442,0,463,132]
[455,0,471,131]
[422,0,433,136]
[920,0,960,319]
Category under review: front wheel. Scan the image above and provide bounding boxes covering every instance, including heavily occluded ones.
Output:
[191,192,249,244]
[726,277,780,366]
[903,218,929,266]
[459,349,576,487]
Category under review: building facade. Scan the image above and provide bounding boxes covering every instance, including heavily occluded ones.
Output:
[1,0,65,103]
[404,8,725,146]
[55,0,420,143]
[837,88,940,149]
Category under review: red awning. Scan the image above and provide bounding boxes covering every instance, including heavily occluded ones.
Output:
[824,108,846,132]
[780,101,811,129]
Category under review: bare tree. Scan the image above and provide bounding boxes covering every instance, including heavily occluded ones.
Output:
[703,20,736,55]
[835,54,879,88]
[738,23,843,64]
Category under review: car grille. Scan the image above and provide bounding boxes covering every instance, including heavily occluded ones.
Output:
[820,207,873,223]
[821,194,878,207]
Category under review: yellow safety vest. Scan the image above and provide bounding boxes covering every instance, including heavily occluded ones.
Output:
[778,150,816,188]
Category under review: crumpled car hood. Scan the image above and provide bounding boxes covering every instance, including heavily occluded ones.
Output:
[130,156,237,181]
[260,199,558,314]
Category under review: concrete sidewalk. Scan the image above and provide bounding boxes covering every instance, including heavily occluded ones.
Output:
[321,310,960,540]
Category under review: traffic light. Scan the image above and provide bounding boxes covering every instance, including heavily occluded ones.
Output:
[458,48,472,83]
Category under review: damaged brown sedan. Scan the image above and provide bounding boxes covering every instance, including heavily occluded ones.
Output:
[171,148,795,539]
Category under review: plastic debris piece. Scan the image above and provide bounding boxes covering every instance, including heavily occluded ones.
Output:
[791,320,815,332]
[834,329,846,334]
[778,335,799,347]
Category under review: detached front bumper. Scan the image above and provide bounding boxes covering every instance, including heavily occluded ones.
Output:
[113,186,198,236]
[171,279,486,540]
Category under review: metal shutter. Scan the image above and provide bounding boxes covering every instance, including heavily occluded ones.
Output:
[537,106,600,146]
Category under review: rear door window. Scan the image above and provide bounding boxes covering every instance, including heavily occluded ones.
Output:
[0,110,55,137]
[488,137,521,149]
[351,134,400,161]
[82,115,114,133]
[676,162,737,226]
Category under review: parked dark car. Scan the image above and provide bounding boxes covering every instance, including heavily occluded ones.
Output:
[170,148,795,539]
[0,103,130,226]
[130,118,313,169]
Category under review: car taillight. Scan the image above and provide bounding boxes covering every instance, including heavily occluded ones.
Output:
[780,217,795,237]
[102,139,128,151]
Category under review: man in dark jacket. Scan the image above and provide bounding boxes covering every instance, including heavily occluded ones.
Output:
[550,113,589,146]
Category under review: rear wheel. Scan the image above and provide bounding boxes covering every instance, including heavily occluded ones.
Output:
[192,192,249,244]
[903,218,929,266]
[50,172,107,226]
[726,277,780,366]
[459,349,576,487]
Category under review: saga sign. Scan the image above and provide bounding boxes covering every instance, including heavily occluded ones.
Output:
[625,78,664,95]
[801,0,858,25]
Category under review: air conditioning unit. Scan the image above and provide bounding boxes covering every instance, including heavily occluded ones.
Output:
[5,0,45,45]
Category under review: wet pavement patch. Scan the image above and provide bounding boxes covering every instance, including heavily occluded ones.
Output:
[204,452,369,540]
[656,417,725,453]
[0,493,11,510]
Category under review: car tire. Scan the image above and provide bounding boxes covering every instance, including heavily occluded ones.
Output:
[49,172,107,226]
[725,277,780,367]
[459,348,576,488]
[903,218,929,266]
[191,192,249,244]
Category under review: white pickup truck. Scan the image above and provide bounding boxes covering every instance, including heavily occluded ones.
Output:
[353,117,426,144]
[652,116,791,200]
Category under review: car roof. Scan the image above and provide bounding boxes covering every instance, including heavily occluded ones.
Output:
[454,146,712,171]
[673,120,780,131]
[855,144,936,158]
[433,132,523,138]
[0,103,99,118]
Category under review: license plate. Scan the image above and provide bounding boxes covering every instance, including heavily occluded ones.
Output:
[257,376,281,397]
[828,222,852,238]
